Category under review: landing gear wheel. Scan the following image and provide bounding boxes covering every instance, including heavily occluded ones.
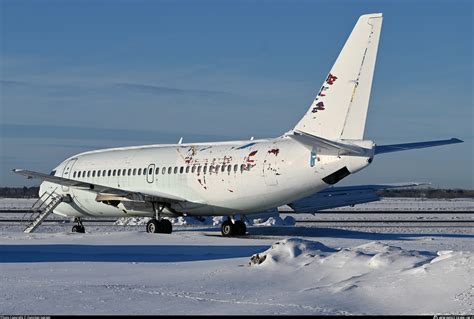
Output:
[72,225,85,233]
[221,220,234,237]
[146,219,173,234]
[160,219,172,234]
[146,219,159,233]
[234,220,247,236]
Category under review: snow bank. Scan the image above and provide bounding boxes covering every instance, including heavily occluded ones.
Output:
[250,238,337,266]
[249,238,473,313]
[114,215,295,227]
[251,216,296,226]
[250,239,440,270]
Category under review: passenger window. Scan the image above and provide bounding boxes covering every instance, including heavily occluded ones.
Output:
[191,166,196,173]
[128,169,132,176]
[113,169,116,176]
[168,167,172,174]
[215,165,220,173]
[197,166,201,174]
[155,167,159,175]
[87,171,91,177]
[117,169,121,176]
[133,168,136,176]
[73,172,76,178]
[240,164,246,172]
[227,165,231,173]
[103,170,106,176]
[97,170,101,177]
[185,166,190,173]
[149,167,153,175]
[138,168,142,175]
[162,167,166,174]
[234,164,238,172]
[221,165,226,172]
[173,167,177,174]
[203,166,207,174]
[143,167,147,174]
[180,166,184,174]
[108,170,111,177]
[122,169,126,176]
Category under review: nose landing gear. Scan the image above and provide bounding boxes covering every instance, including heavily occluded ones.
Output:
[72,217,85,233]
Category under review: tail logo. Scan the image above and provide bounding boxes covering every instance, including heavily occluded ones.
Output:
[312,73,338,113]
[326,73,338,85]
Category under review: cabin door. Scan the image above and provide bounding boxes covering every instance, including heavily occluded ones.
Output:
[262,149,279,186]
[61,158,78,191]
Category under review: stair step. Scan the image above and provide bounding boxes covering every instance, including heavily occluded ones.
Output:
[24,195,64,233]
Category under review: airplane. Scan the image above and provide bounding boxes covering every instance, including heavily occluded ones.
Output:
[13,13,463,236]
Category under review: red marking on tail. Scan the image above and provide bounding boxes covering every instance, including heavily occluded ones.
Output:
[268,149,280,156]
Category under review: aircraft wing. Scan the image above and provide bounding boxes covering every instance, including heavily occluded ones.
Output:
[12,169,186,203]
[375,138,463,155]
[282,182,425,213]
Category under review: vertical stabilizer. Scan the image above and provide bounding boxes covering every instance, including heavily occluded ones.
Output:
[294,13,383,140]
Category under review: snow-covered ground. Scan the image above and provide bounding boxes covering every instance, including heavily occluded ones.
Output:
[0,197,473,315]
[320,197,474,211]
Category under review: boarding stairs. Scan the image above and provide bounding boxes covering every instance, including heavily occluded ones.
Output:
[23,189,70,233]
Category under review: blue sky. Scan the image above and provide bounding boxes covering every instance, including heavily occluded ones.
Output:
[1,0,472,188]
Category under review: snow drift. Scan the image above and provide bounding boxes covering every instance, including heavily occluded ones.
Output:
[249,238,473,313]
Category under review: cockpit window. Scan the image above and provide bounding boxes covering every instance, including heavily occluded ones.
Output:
[50,170,56,176]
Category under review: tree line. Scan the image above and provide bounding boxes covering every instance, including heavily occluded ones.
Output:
[377,188,474,199]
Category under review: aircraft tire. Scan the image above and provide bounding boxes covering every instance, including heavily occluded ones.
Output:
[160,219,172,234]
[221,220,234,237]
[72,225,85,233]
[146,219,159,233]
[234,220,246,236]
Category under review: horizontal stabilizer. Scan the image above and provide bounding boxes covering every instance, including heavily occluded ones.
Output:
[290,130,373,156]
[375,138,463,155]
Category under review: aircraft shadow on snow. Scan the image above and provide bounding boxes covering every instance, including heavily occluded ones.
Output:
[0,244,269,263]
[187,226,474,241]
[245,226,474,241]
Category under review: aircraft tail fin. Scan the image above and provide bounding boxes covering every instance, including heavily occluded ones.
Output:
[294,13,383,140]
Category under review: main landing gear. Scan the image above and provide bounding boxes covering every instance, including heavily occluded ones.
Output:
[146,219,172,234]
[221,218,247,237]
[146,202,173,234]
[72,217,85,233]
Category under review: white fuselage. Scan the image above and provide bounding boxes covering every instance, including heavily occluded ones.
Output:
[40,136,372,218]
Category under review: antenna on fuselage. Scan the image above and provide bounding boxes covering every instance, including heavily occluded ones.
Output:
[178,137,183,144]
[250,136,254,141]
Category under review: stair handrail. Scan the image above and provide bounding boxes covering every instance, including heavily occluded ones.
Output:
[21,187,60,222]
[23,194,65,233]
